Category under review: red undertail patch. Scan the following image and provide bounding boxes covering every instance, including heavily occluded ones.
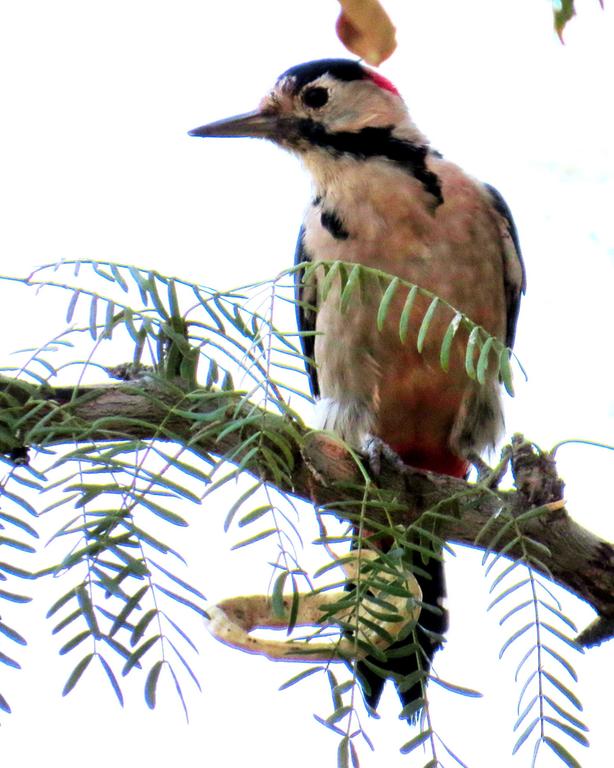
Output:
[394,447,469,479]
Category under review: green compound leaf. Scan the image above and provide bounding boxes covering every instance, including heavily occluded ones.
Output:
[145,660,164,709]
[376,276,400,331]
[544,736,583,768]
[62,653,94,696]
[399,285,418,344]
[416,297,439,354]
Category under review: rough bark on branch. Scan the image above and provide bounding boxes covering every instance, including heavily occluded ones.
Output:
[1,375,613,646]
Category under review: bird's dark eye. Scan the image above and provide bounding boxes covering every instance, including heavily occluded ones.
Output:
[302,86,329,109]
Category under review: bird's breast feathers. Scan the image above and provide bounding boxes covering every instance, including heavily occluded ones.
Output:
[303,156,508,460]
[303,156,507,331]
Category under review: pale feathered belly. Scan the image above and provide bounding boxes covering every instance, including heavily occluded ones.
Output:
[305,161,509,472]
[310,238,507,472]
[313,285,484,465]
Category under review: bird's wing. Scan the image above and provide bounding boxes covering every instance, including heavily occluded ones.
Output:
[294,225,319,398]
[484,183,527,349]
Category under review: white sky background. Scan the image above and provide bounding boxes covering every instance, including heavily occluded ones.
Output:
[1,0,613,766]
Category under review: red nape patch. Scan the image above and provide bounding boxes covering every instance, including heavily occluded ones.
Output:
[392,446,469,479]
[366,70,399,95]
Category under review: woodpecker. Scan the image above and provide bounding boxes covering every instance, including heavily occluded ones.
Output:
[190,58,525,718]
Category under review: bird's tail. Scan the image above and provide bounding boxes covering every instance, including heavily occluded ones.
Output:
[352,449,463,719]
[399,554,448,713]
[354,552,448,719]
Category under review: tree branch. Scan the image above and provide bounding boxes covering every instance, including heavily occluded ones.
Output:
[1,374,613,646]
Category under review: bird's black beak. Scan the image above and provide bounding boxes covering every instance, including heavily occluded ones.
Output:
[189,110,286,140]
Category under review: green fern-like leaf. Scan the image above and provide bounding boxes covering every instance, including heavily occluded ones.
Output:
[482,498,588,766]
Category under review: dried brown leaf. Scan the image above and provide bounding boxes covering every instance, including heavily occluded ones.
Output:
[336,0,397,66]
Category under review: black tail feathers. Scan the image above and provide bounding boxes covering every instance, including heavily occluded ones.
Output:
[351,555,448,721]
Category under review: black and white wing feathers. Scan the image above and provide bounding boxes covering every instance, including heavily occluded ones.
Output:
[294,226,319,398]
[484,183,526,349]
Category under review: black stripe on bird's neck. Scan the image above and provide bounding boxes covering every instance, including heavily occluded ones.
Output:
[298,120,444,207]
[320,209,349,240]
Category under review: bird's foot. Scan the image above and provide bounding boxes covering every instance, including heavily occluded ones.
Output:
[469,446,511,489]
[363,435,407,478]
[469,452,491,483]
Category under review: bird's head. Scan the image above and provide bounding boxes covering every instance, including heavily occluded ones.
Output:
[189,58,427,157]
